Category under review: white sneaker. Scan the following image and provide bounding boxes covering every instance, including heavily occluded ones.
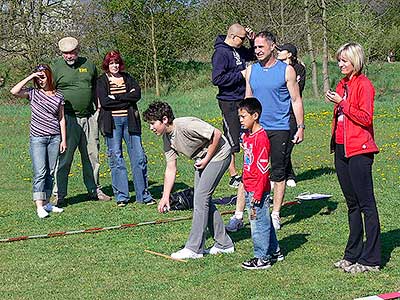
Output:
[271,213,281,231]
[37,207,49,219]
[286,179,297,187]
[204,245,235,255]
[171,248,203,259]
[44,203,64,213]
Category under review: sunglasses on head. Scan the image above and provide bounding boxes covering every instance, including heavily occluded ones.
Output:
[34,65,48,72]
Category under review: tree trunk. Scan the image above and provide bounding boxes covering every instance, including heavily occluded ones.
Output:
[150,12,160,97]
[321,0,330,93]
[280,0,284,39]
[304,0,319,98]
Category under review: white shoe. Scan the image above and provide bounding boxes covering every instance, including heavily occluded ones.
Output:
[37,207,49,219]
[171,248,203,259]
[204,245,235,255]
[271,213,281,231]
[286,179,297,187]
[44,203,64,213]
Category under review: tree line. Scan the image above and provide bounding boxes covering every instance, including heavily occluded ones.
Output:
[1,0,399,99]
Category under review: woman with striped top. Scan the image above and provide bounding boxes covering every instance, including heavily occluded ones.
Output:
[11,64,66,218]
[97,51,155,207]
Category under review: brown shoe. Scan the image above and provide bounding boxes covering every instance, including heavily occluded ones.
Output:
[96,189,112,201]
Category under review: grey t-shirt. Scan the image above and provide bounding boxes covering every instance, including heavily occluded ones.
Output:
[163,117,231,162]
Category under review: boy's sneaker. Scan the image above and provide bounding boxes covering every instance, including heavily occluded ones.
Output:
[242,257,272,270]
[229,175,242,188]
[286,179,297,187]
[37,207,49,219]
[171,248,203,259]
[204,245,235,255]
[271,213,281,231]
[270,250,284,263]
[145,199,157,206]
[43,203,64,213]
[225,216,244,232]
[117,201,127,207]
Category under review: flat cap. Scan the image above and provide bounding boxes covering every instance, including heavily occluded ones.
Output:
[58,37,79,52]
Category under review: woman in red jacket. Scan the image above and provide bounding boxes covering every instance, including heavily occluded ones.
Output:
[326,43,381,273]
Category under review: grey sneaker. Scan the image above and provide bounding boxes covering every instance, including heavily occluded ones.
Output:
[344,263,380,273]
[225,216,244,232]
[333,259,353,269]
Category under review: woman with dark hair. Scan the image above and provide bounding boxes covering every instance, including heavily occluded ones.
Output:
[326,42,381,273]
[11,64,66,218]
[97,50,155,207]
[277,43,306,188]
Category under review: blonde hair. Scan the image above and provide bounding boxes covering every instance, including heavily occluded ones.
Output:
[336,43,365,74]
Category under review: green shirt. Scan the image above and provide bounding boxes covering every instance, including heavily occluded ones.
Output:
[51,57,98,117]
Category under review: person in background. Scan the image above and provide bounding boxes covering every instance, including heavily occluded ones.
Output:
[326,42,381,274]
[212,23,255,190]
[277,43,306,188]
[97,50,155,207]
[11,64,66,218]
[51,37,111,205]
[143,101,234,260]
[238,98,284,270]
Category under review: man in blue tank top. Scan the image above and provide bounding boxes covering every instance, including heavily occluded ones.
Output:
[245,31,305,231]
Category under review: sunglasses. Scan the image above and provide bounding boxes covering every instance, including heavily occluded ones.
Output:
[236,35,247,41]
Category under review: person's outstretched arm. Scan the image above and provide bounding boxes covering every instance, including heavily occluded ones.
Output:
[158,159,177,213]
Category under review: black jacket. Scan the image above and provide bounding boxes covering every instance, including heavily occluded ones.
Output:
[211,35,255,101]
[97,72,142,136]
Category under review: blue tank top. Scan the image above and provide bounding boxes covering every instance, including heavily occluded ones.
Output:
[250,60,291,130]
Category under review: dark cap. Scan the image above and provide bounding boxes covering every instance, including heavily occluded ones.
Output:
[276,43,298,57]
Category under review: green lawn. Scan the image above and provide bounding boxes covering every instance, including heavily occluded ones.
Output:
[1,66,400,299]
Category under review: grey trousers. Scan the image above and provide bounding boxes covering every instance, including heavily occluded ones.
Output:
[54,111,100,198]
[185,155,234,253]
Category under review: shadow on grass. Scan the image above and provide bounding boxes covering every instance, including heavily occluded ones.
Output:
[381,229,400,267]
[296,167,336,182]
[280,233,310,257]
[64,193,94,206]
[229,229,310,257]
[281,198,338,227]
[100,181,191,203]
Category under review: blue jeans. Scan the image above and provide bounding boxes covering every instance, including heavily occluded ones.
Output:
[245,191,279,259]
[105,116,152,203]
[30,135,61,201]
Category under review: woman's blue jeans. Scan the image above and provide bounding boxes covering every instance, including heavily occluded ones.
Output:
[105,116,152,203]
[30,135,60,201]
[245,191,279,259]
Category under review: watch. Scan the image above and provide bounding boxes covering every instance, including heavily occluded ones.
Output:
[297,124,306,129]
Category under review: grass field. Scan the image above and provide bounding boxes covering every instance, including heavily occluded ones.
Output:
[0,62,399,300]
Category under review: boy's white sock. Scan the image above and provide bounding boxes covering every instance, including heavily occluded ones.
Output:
[234,211,243,220]
[271,211,280,217]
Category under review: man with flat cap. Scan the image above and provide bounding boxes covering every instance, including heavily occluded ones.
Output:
[52,37,111,205]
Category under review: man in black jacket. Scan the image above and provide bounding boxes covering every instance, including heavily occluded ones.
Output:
[212,23,255,191]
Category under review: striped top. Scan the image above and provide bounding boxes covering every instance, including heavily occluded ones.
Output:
[28,89,64,137]
[109,76,128,117]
